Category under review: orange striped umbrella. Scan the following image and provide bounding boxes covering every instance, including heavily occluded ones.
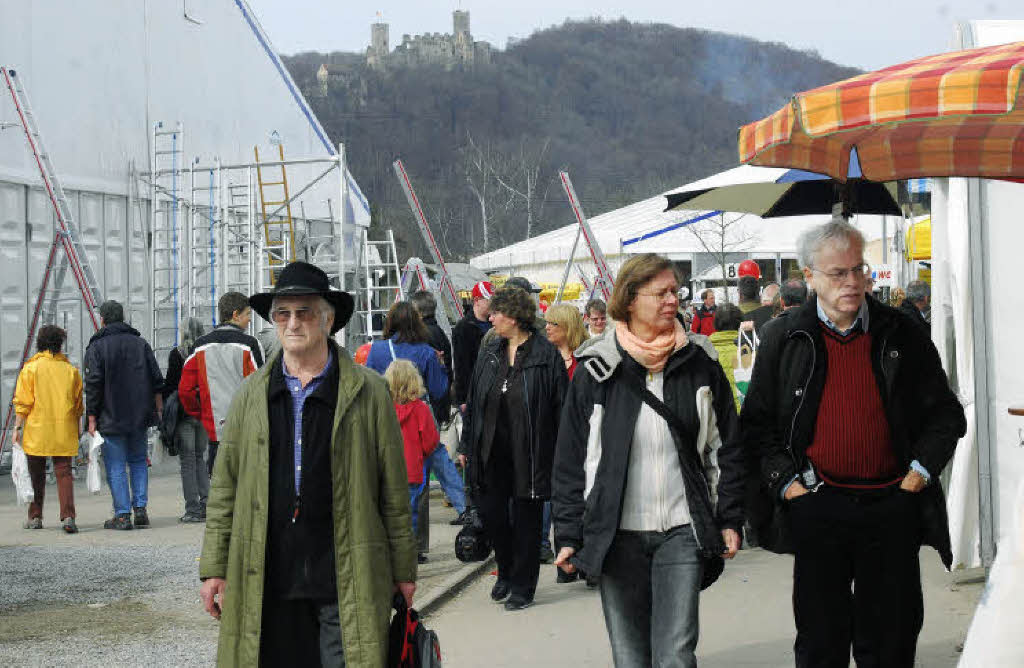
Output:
[739,41,1024,182]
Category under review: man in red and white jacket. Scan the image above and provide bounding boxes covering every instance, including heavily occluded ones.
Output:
[179,292,264,475]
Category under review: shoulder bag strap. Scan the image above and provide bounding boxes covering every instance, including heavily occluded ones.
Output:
[388,339,397,364]
[615,367,701,471]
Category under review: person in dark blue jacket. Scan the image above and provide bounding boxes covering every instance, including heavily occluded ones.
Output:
[366,302,448,401]
[84,300,164,531]
[366,302,466,524]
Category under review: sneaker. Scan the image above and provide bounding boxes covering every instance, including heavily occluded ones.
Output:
[449,510,470,526]
[62,518,78,534]
[199,504,207,520]
[133,507,150,529]
[23,517,43,530]
[178,513,204,523]
[539,545,554,564]
[104,514,134,530]
[417,552,429,564]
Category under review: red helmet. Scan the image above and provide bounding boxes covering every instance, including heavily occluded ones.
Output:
[738,260,761,279]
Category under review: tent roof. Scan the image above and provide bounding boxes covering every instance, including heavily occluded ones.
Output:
[471,168,850,271]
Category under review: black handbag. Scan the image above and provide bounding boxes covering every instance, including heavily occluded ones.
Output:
[616,368,726,590]
[453,507,491,563]
[388,593,442,668]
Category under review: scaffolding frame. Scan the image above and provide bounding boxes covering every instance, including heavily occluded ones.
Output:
[137,143,366,357]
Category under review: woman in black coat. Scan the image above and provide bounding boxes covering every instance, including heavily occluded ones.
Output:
[459,286,568,611]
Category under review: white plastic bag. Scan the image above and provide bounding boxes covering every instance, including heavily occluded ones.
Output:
[86,432,104,494]
[11,442,34,505]
[959,479,1024,666]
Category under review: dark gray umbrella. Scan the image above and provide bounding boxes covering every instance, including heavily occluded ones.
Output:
[664,160,900,218]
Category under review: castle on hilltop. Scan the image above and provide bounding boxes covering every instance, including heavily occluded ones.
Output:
[365,10,492,71]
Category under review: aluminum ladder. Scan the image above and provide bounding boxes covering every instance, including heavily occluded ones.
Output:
[0,66,104,458]
[358,229,404,341]
[188,158,220,326]
[401,257,454,342]
[222,171,255,302]
[150,120,186,357]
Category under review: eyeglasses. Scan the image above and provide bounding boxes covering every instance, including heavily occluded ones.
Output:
[637,288,680,302]
[271,307,319,324]
[811,263,870,284]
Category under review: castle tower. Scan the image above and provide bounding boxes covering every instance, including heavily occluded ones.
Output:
[453,10,470,39]
[316,63,329,96]
[372,21,389,55]
[368,20,389,70]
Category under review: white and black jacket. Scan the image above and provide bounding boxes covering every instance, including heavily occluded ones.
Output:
[552,332,745,576]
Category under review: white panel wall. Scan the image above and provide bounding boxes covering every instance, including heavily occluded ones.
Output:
[980,178,1024,544]
[0,0,369,222]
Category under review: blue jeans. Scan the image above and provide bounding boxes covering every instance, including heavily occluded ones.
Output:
[426,445,465,514]
[600,525,703,668]
[102,431,149,516]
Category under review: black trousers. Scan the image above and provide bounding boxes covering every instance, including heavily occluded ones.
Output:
[477,473,544,600]
[789,485,924,668]
[260,598,345,667]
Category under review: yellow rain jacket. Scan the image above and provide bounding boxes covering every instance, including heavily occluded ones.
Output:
[13,351,83,457]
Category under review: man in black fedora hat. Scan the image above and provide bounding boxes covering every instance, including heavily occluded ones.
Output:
[199,261,417,667]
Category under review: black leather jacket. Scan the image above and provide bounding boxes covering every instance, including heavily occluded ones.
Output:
[740,295,966,566]
[460,333,567,500]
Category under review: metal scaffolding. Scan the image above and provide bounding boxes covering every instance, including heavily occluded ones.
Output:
[138,142,366,361]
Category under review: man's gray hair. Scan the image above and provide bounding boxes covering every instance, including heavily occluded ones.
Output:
[409,290,436,318]
[270,295,335,335]
[797,219,866,269]
[906,280,931,304]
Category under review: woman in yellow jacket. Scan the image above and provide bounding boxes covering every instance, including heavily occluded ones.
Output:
[13,325,83,533]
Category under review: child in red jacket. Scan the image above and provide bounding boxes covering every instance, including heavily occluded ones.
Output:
[384,360,439,560]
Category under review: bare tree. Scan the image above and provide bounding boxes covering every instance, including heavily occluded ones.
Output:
[685,212,758,302]
[494,137,551,240]
[462,132,496,252]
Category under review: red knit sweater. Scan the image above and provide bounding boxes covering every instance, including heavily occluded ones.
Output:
[805,324,901,486]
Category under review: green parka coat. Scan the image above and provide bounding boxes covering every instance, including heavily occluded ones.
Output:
[199,345,418,667]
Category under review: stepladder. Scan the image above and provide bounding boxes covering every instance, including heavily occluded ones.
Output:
[0,66,104,456]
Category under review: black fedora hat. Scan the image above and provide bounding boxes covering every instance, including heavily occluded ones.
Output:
[249,261,354,334]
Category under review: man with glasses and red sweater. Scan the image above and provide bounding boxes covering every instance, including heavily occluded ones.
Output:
[741,219,966,668]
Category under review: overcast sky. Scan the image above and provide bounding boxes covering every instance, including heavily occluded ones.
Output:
[246,0,1015,70]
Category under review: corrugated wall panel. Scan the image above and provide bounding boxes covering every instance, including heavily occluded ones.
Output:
[0,183,28,424]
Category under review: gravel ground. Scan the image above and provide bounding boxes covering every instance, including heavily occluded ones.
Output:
[0,467,468,666]
[0,545,218,667]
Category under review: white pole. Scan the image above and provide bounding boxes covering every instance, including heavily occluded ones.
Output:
[338,143,347,292]
[338,143,347,344]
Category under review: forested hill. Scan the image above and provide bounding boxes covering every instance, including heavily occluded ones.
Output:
[283,19,859,261]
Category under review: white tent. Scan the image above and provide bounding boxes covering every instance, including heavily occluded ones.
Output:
[470,169,892,285]
[932,20,1024,571]
[0,1,369,434]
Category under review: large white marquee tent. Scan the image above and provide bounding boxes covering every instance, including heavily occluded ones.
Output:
[470,169,894,289]
[0,0,369,446]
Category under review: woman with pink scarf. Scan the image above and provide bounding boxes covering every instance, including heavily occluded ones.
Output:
[552,254,746,668]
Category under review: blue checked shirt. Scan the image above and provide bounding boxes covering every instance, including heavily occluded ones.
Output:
[282,351,335,496]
